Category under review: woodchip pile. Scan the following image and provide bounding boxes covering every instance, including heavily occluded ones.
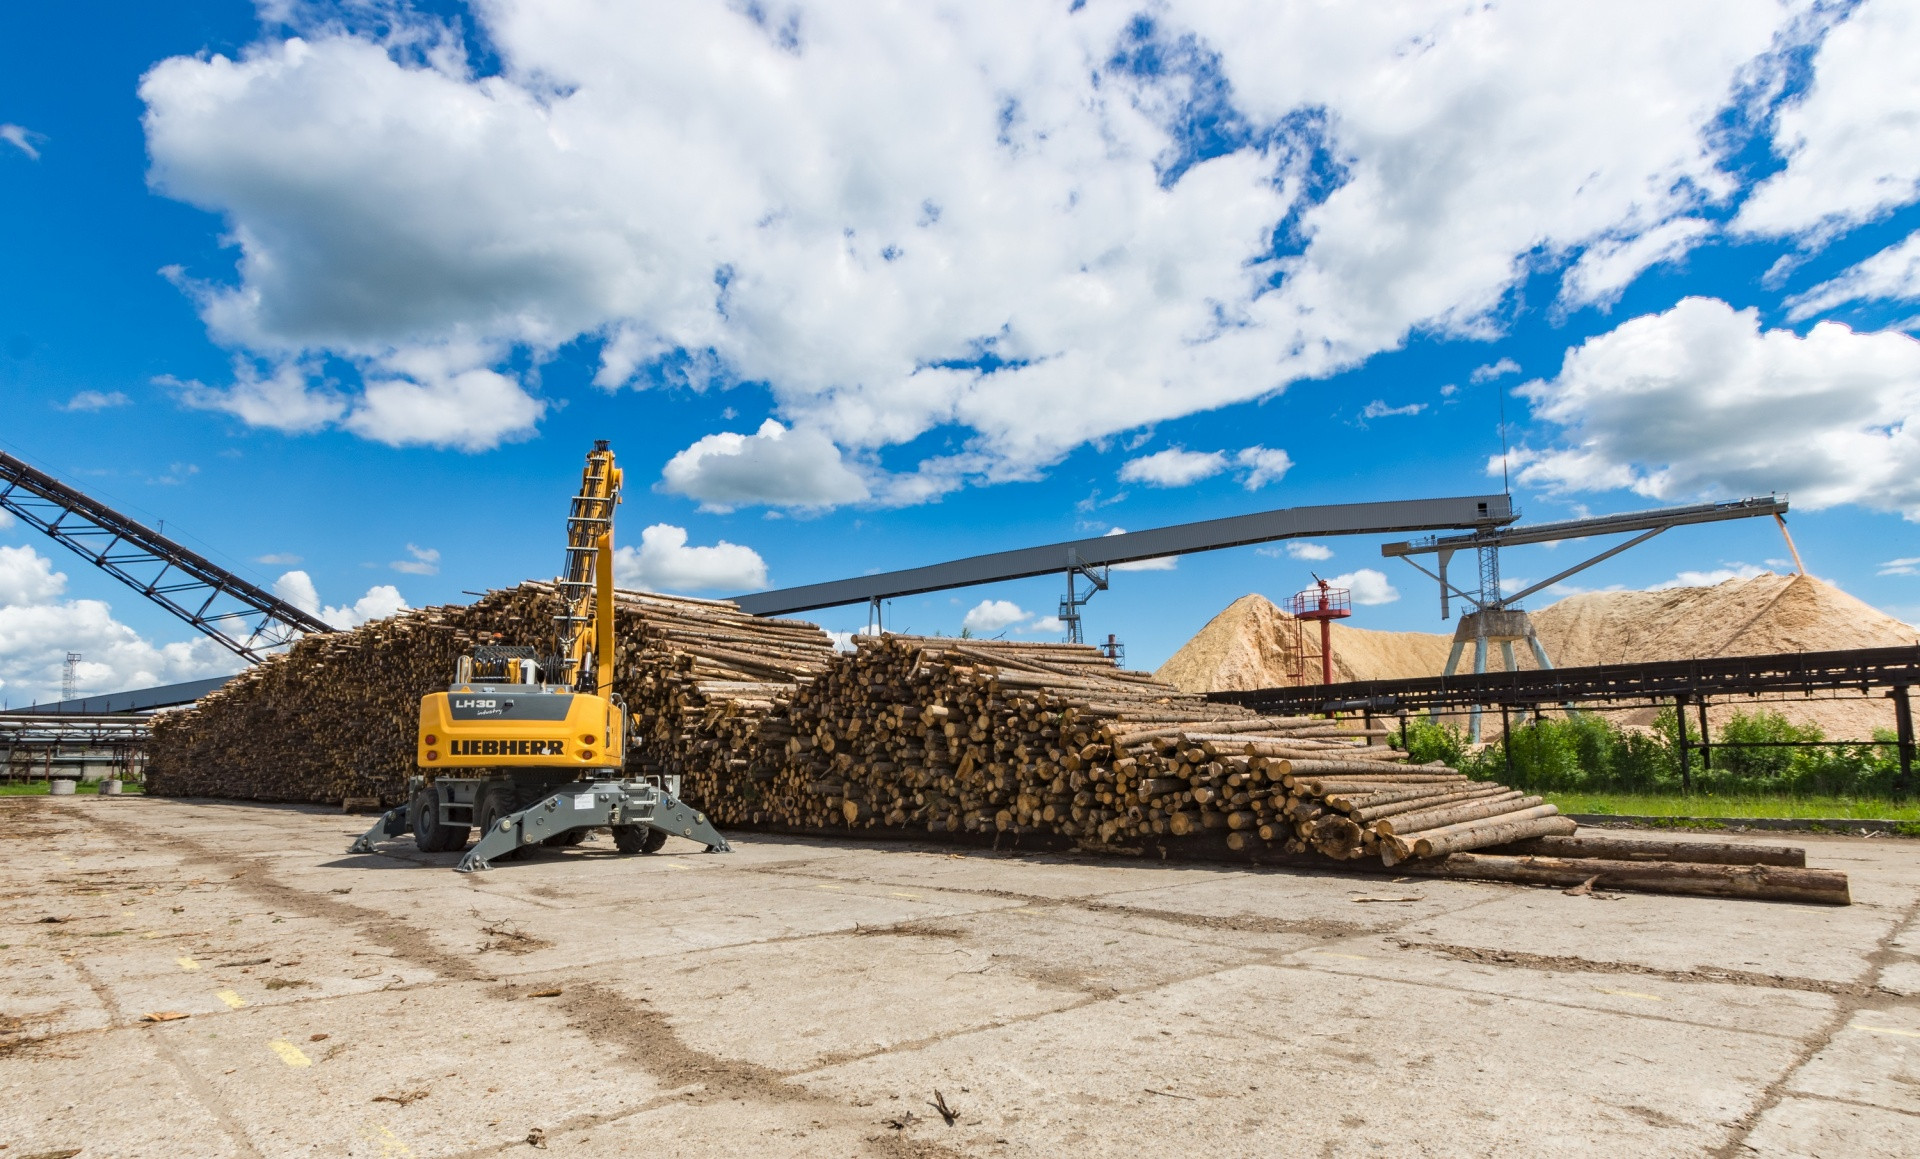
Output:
[147,585,1849,903]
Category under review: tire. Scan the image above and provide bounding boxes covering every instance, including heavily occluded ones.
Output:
[542,828,587,848]
[611,824,649,854]
[411,788,470,853]
[477,786,523,861]
[640,827,668,853]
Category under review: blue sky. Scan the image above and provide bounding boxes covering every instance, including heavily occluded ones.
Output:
[3,0,1920,705]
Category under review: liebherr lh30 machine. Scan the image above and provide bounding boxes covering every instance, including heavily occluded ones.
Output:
[350,441,730,871]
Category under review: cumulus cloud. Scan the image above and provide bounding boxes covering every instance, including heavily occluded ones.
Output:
[961,599,1030,634]
[613,523,768,594]
[1119,448,1228,488]
[1787,229,1920,320]
[0,545,67,605]
[254,552,302,565]
[1512,297,1920,517]
[1287,542,1333,561]
[1234,446,1293,490]
[138,3,1803,485]
[1119,445,1291,490]
[1327,568,1399,606]
[1361,400,1426,420]
[660,420,869,512]
[169,359,346,434]
[389,544,440,576]
[1736,0,1920,238]
[1557,218,1713,310]
[0,544,242,704]
[57,390,131,412]
[1103,528,1176,572]
[1470,358,1521,384]
[272,568,410,628]
[0,123,41,160]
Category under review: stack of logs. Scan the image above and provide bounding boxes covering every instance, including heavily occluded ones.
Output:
[148,583,836,807]
[760,633,1574,860]
[147,587,1849,903]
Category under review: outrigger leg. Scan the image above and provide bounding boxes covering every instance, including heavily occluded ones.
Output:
[457,780,729,872]
[348,805,411,854]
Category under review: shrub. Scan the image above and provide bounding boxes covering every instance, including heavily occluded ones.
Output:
[1391,707,1907,799]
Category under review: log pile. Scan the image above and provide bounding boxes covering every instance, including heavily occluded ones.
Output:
[747,632,1568,862]
[146,589,1851,903]
[148,583,836,807]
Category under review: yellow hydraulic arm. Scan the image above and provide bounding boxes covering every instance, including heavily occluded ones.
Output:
[557,440,622,693]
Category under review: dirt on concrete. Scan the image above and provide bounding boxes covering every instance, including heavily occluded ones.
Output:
[6,795,1920,1157]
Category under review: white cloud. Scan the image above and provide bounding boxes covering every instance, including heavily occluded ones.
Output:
[0,544,242,704]
[342,356,544,452]
[1878,556,1920,577]
[1119,448,1228,488]
[272,569,321,616]
[961,599,1030,634]
[1469,358,1521,384]
[389,544,440,576]
[1328,568,1399,606]
[613,523,768,594]
[1361,400,1426,420]
[1557,218,1712,310]
[170,359,347,434]
[1787,229,1920,320]
[0,123,41,160]
[1439,383,1459,398]
[1736,0,1920,238]
[1287,542,1333,561]
[1649,564,1769,590]
[0,511,13,530]
[58,390,131,412]
[0,545,68,605]
[1101,528,1177,572]
[254,551,302,565]
[1025,615,1066,635]
[660,420,869,512]
[1513,297,1920,517]
[272,568,409,628]
[139,3,1797,486]
[1234,446,1293,490]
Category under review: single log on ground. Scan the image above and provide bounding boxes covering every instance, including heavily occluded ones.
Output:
[1489,834,1807,868]
[1400,853,1850,905]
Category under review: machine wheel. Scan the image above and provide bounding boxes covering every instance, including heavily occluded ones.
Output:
[411,788,470,853]
[542,828,588,848]
[613,825,669,854]
[476,786,523,861]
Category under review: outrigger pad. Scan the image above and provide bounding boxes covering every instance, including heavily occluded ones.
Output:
[346,805,411,855]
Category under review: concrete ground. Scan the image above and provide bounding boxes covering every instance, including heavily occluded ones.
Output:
[3,799,1917,1159]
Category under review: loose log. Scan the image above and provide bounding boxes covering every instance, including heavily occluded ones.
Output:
[1400,853,1851,905]
[1488,835,1807,868]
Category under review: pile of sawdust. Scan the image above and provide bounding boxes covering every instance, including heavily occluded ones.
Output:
[1152,593,1452,692]
[1155,574,1918,739]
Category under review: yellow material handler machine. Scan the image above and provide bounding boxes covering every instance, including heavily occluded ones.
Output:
[350,440,730,870]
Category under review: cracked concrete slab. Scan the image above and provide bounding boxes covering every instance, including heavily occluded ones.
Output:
[7,796,1918,1157]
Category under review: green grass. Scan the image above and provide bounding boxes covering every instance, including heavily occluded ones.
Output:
[1544,792,1920,821]
[0,780,144,796]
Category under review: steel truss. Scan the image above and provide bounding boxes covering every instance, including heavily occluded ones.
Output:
[0,450,332,664]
